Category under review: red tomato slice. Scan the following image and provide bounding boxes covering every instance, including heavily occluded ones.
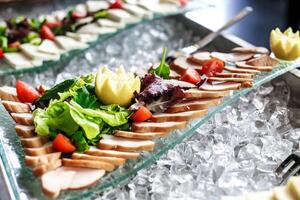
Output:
[53,133,76,153]
[130,106,152,122]
[0,49,4,58]
[109,0,123,9]
[40,25,55,41]
[180,67,201,84]
[71,11,86,19]
[16,80,40,103]
[8,41,21,49]
[201,58,225,77]
[179,0,188,6]
[44,20,62,29]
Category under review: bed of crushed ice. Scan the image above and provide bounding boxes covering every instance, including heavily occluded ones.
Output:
[97,79,300,200]
[0,14,299,200]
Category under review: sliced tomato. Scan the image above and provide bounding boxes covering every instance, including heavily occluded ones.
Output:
[44,20,62,29]
[71,11,86,19]
[0,49,4,58]
[16,80,40,103]
[40,25,55,41]
[109,0,123,9]
[179,0,188,6]
[53,133,76,153]
[201,58,225,77]
[180,67,201,84]
[131,106,152,122]
[8,41,21,49]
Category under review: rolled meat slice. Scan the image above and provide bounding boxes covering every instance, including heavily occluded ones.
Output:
[214,72,253,78]
[246,55,278,67]
[20,136,48,148]
[86,148,140,160]
[98,135,155,152]
[15,124,35,138]
[187,51,211,65]
[211,52,254,62]
[24,142,54,156]
[170,57,202,74]
[11,113,33,125]
[71,153,125,166]
[236,61,273,72]
[114,130,169,140]
[199,82,242,91]
[167,98,221,113]
[0,86,19,102]
[62,158,115,171]
[224,66,260,74]
[207,77,253,84]
[25,152,61,167]
[132,121,186,133]
[231,46,270,54]
[183,89,230,99]
[33,159,62,177]
[150,110,208,122]
[1,100,31,113]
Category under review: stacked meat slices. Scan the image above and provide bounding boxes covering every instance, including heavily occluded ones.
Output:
[0,47,278,198]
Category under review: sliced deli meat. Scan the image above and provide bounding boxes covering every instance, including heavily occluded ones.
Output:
[20,136,48,148]
[0,86,19,102]
[183,89,230,99]
[236,61,273,72]
[150,110,208,122]
[25,152,62,167]
[224,66,261,74]
[246,55,278,67]
[99,135,155,152]
[114,130,169,140]
[210,52,254,62]
[214,72,253,78]
[1,100,31,113]
[72,153,125,166]
[15,124,35,138]
[33,159,62,177]
[62,158,115,171]
[199,82,242,91]
[132,121,186,133]
[41,166,105,198]
[170,56,202,74]
[187,51,211,65]
[231,46,270,54]
[24,142,54,156]
[11,113,33,125]
[167,98,221,113]
[207,77,253,84]
[86,148,140,160]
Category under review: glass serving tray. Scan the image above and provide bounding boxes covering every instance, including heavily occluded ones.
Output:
[1,60,299,200]
[0,1,202,76]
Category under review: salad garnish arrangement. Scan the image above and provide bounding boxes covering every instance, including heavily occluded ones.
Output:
[0,41,297,198]
[0,0,189,70]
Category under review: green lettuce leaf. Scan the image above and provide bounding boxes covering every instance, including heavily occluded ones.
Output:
[73,86,100,109]
[71,131,90,152]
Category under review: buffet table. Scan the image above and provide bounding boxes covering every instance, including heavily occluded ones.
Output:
[0,1,300,199]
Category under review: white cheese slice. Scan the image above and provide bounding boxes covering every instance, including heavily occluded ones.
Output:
[55,36,88,51]
[66,32,98,43]
[138,2,178,15]
[273,186,294,200]
[53,10,66,21]
[124,0,138,4]
[4,52,34,69]
[77,23,117,35]
[122,3,153,19]
[108,9,141,24]
[160,0,180,6]
[75,4,88,15]
[20,43,60,61]
[45,14,57,23]
[75,16,94,27]
[38,39,65,55]
[86,0,110,13]
[245,191,273,200]
[97,19,125,29]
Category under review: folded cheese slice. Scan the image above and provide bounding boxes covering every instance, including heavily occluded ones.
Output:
[21,43,60,61]
[55,36,88,51]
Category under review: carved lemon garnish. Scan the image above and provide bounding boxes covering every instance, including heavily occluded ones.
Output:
[270,27,300,60]
[95,66,141,107]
